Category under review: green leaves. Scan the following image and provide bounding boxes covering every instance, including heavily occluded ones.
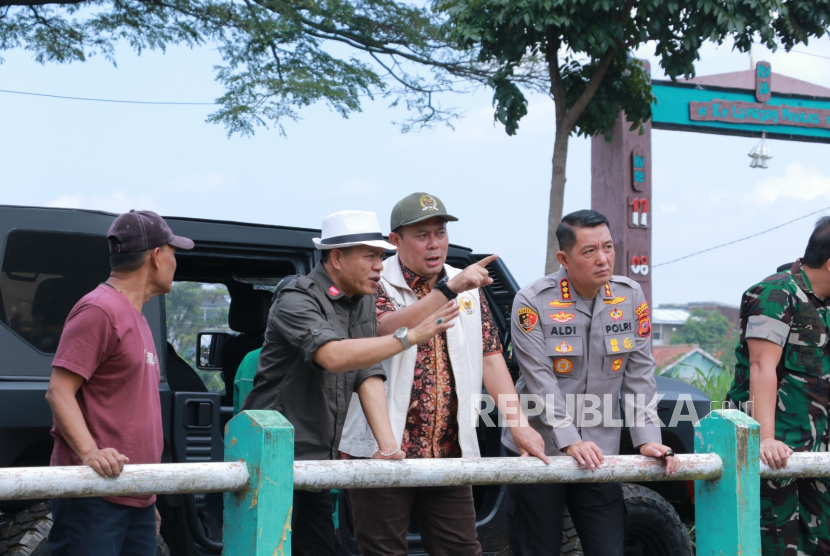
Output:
[0,0,487,135]
[439,0,830,138]
[489,69,527,134]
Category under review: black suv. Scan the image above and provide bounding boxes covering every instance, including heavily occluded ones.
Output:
[0,205,710,556]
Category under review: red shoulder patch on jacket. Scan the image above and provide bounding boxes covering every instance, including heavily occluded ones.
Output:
[637,317,651,338]
[517,307,539,333]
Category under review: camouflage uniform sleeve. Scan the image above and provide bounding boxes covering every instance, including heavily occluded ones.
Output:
[743,282,794,348]
[511,289,582,449]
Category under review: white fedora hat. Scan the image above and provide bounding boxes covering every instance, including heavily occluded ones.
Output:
[312,210,396,251]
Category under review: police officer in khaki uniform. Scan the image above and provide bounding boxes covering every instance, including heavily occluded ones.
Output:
[503,210,679,555]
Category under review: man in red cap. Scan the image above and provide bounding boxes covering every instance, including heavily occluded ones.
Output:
[45,210,193,555]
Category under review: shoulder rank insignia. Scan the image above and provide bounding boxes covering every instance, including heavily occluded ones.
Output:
[517,307,539,333]
[560,279,572,300]
[635,302,650,319]
[604,296,626,305]
[604,283,613,298]
[555,341,573,354]
[549,312,576,323]
[549,299,575,308]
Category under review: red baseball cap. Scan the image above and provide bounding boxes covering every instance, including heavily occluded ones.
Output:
[107,210,194,253]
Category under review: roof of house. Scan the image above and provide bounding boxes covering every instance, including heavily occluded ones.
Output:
[653,344,723,373]
[652,308,691,325]
[653,344,697,369]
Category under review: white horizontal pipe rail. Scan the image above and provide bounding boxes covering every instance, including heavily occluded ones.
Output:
[761,452,830,479]
[292,455,723,491]
[5,452,830,502]
[0,462,249,501]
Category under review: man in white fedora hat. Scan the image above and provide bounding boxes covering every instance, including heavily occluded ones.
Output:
[339,194,548,556]
[242,210,458,556]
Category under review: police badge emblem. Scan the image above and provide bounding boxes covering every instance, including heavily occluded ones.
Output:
[555,341,573,354]
[610,308,624,321]
[623,337,634,349]
[420,194,439,211]
[517,307,538,333]
[554,359,573,374]
[638,317,651,338]
[612,358,623,372]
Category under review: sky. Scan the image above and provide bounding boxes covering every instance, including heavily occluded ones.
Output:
[2,25,830,308]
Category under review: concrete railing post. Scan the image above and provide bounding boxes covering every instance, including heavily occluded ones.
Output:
[695,409,761,555]
[223,410,295,555]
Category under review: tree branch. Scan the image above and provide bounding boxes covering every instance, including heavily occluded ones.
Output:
[0,0,84,5]
[560,0,635,130]
[545,26,565,125]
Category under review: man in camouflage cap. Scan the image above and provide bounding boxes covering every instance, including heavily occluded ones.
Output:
[727,216,830,555]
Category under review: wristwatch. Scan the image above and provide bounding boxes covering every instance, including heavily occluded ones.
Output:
[434,276,457,300]
[393,327,412,350]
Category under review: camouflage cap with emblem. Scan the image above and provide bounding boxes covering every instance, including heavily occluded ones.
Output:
[390,192,459,231]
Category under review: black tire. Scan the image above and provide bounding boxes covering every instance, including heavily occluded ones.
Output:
[0,502,53,556]
[622,484,693,556]
[559,485,691,556]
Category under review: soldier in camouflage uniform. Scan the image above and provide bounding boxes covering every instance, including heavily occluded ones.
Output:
[727,216,830,556]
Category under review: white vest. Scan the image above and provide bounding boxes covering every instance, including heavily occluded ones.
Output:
[339,254,484,458]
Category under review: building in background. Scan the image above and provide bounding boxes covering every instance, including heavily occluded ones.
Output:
[652,343,724,382]
[652,302,740,346]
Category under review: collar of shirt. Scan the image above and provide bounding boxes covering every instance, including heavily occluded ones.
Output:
[790,259,817,298]
[398,260,447,294]
[310,262,359,302]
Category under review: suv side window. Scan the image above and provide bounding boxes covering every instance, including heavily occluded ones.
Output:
[0,230,109,354]
[165,282,231,392]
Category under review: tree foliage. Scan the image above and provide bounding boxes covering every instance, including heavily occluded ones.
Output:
[0,0,506,134]
[437,0,830,272]
[671,308,737,366]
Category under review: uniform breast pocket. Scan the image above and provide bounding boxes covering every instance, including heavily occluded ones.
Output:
[350,318,375,339]
[784,326,826,376]
[602,354,629,380]
[788,325,827,348]
[545,338,583,380]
